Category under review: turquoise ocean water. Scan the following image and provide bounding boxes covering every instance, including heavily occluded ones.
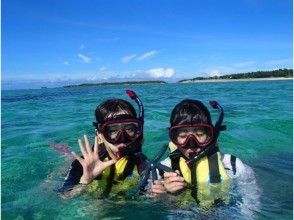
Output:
[2,80,293,219]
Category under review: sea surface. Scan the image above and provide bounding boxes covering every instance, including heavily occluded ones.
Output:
[2,80,293,219]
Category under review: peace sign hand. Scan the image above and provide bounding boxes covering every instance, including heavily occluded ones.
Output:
[71,134,117,184]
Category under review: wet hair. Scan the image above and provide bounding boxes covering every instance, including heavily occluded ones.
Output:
[95,99,137,124]
[170,99,212,126]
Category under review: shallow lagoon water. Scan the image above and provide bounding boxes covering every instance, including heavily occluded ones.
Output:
[2,80,293,219]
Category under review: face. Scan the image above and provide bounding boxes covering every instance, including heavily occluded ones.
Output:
[179,128,208,158]
[98,132,125,159]
[169,124,214,159]
[176,127,209,145]
[104,122,139,141]
[97,110,142,159]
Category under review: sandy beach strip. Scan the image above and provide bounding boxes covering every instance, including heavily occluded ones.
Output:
[180,77,293,83]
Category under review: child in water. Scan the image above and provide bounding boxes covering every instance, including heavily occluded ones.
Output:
[150,99,255,208]
[59,90,147,198]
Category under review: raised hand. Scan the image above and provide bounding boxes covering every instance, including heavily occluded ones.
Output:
[71,134,117,184]
[163,170,187,193]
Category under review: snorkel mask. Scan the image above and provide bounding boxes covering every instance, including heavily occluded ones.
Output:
[93,90,144,158]
[99,115,143,145]
[169,100,226,167]
[169,123,214,149]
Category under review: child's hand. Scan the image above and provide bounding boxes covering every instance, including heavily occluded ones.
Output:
[150,180,167,196]
[163,170,187,193]
[71,134,117,184]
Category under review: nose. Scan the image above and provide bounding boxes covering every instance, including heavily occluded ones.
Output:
[117,130,131,143]
[186,135,198,148]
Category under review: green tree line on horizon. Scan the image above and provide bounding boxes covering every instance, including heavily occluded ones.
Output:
[178,69,293,82]
[63,80,167,88]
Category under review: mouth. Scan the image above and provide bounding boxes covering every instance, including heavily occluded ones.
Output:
[114,144,129,159]
[187,151,195,158]
[186,148,201,157]
[116,143,127,148]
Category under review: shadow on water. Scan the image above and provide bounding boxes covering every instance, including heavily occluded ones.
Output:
[2,88,90,103]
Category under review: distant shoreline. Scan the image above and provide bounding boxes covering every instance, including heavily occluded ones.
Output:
[60,77,293,88]
[178,69,293,83]
[180,77,292,84]
[63,80,167,88]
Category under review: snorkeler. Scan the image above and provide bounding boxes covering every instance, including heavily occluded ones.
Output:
[59,90,147,198]
[149,99,252,207]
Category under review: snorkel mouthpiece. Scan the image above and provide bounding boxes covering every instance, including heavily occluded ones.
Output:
[186,147,211,167]
[115,136,143,159]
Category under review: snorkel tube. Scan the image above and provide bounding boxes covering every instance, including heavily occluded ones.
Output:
[115,90,144,158]
[126,89,144,122]
[186,100,226,167]
[209,100,226,140]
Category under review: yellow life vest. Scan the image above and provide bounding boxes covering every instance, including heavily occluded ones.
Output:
[168,142,231,208]
[87,156,140,199]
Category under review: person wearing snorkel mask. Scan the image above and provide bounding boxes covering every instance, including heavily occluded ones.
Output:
[59,90,147,198]
[150,99,252,208]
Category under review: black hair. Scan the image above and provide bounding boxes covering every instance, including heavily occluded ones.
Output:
[170,99,212,126]
[95,99,137,124]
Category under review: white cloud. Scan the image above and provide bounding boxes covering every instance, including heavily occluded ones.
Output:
[4,67,179,89]
[122,50,158,63]
[147,67,175,78]
[122,54,137,63]
[201,67,226,77]
[86,75,99,81]
[78,53,91,63]
[137,50,158,61]
[63,61,69,65]
[99,66,107,71]
[208,69,221,77]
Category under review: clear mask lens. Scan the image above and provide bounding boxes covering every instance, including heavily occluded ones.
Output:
[170,124,214,148]
[102,119,142,144]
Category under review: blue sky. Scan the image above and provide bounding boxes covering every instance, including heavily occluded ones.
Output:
[2,0,293,89]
